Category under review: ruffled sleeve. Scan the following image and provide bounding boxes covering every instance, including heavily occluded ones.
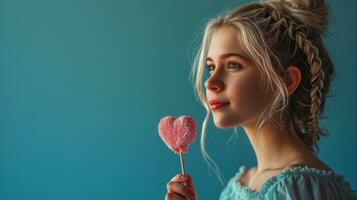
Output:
[263,168,357,200]
[219,165,357,200]
[219,166,246,200]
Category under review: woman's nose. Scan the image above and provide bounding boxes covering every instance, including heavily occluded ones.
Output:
[205,79,224,93]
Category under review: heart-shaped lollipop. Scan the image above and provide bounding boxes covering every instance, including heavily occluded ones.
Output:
[158,115,197,175]
[158,115,197,154]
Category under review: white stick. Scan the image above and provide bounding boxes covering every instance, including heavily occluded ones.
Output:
[180,152,186,175]
[179,152,187,186]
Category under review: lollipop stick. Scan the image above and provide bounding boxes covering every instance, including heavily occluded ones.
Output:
[179,152,188,187]
[179,152,186,175]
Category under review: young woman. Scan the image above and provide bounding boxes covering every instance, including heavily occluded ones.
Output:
[165,0,357,199]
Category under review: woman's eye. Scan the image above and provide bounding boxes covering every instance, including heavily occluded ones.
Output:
[206,62,242,74]
[206,64,215,73]
[227,62,242,69]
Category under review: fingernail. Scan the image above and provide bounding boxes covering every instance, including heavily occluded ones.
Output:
[180,174,191,181]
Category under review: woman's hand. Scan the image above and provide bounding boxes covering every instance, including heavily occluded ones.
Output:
[165,174,198,200]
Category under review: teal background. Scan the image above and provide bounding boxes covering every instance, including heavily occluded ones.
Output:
[1,0,356,199]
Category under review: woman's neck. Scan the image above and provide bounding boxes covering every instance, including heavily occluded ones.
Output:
[242,117,315,173]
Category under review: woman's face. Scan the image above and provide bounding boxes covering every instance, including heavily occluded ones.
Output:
[205,26,268,129]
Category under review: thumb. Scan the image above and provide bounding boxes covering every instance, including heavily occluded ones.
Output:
[181,174,193,186]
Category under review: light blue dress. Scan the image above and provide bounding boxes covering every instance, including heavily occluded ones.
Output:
[219,165,357,200]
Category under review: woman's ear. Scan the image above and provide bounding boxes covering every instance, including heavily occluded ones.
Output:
[283,66,301,96]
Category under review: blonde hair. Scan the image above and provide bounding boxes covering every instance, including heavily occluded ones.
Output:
[189,0,335,185]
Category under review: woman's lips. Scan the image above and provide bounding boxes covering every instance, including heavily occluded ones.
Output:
[210,103,229,110]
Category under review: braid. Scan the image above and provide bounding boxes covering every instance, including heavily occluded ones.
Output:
[295,31,326,149]
[262,2,326,151]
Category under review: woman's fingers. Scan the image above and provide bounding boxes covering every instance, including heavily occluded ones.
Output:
[165,192,186,200]
[169,174,195,188]
[167,181,196,198]
[166,174,197,199]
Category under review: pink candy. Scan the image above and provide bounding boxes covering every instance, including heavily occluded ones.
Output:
[158,115,197,154]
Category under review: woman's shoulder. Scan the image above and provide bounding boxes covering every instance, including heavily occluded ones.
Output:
[219,165,357,200]
[263,165,357,199]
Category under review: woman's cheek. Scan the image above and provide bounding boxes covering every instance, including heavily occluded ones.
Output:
[229,76,265,115]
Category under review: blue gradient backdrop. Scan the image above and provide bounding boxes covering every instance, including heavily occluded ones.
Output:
[1,0,356,199]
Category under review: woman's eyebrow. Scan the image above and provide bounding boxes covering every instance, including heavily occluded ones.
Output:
[206,52,248,62]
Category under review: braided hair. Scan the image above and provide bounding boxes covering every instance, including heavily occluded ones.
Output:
[261,0,334,153]
[255,0,334,152]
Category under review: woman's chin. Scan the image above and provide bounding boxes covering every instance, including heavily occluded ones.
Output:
[212,114,244,129]
[213,120,237,129]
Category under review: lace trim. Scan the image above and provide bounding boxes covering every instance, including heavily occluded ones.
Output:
[230,165,355,199]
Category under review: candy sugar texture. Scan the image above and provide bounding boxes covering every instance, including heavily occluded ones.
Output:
[158,115,197,154]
